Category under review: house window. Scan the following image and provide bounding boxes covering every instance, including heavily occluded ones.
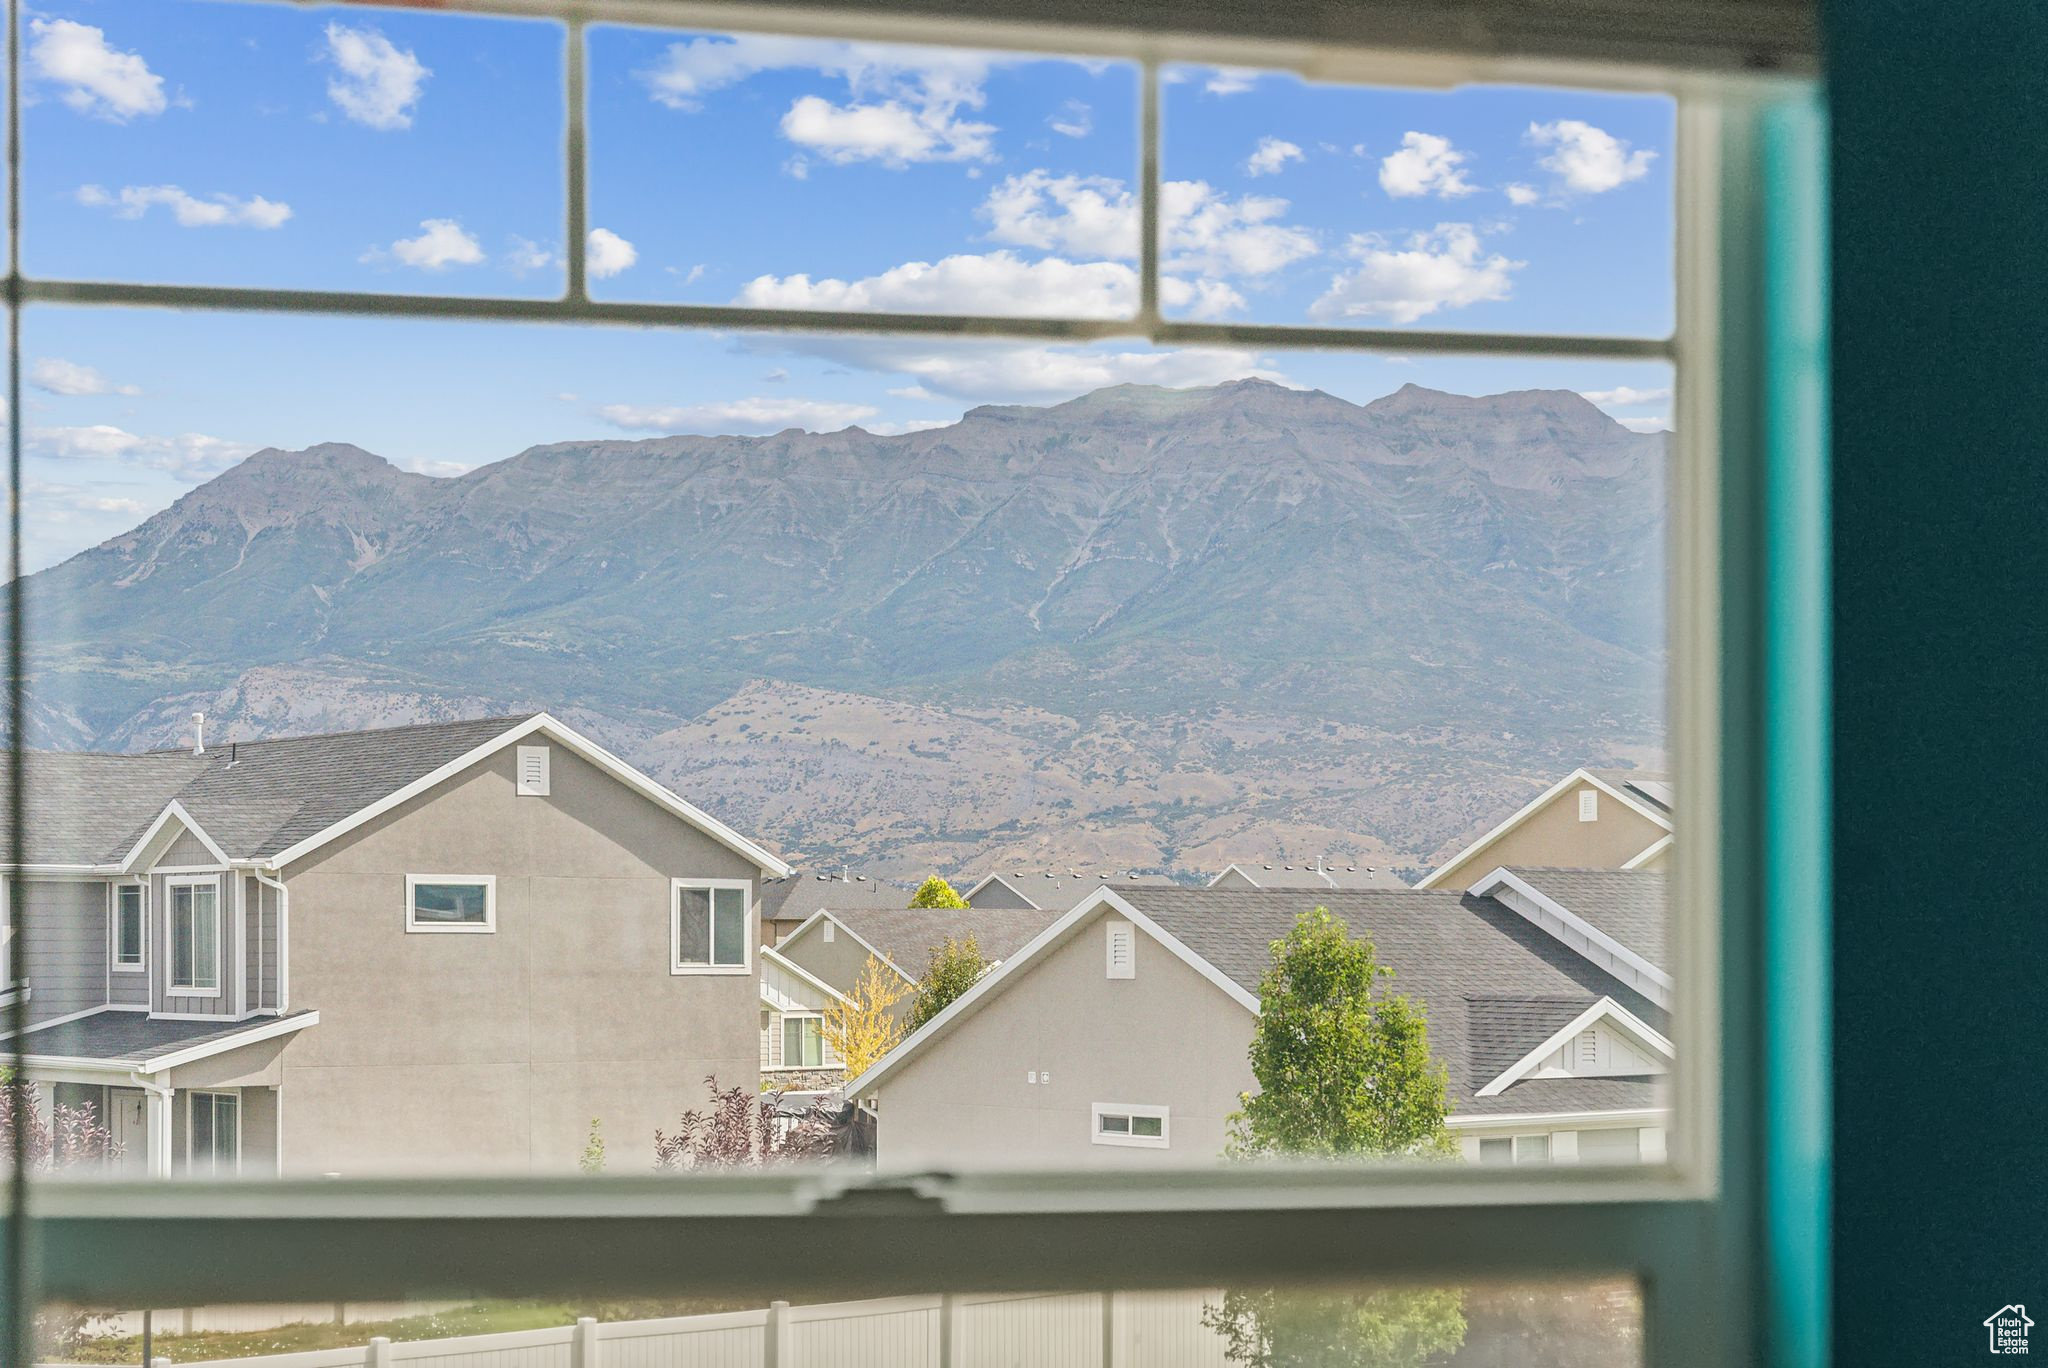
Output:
[1092,1103,1169,1148]
[187,1092,240,1176]
[113,884,146,971]
[673,880,751,974]
[1577,1128,1644,1165]
[1480,1133,1555,1165]
[406,875,497,933]
[782,1015,825,1068]
[168,879,220,995]
[1578,789,1599,822]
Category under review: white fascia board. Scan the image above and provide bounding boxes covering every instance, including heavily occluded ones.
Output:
[117,800,234,874]
[1473,995,1675,1098]
[760,945,851,1006]
[1469,866,1674,999]
[1206,864,1262,889]
[1446,1106,1669,1130]
[960,872,1033,906]
[1416,769,1674,889]
[845,885,1259,1100]
[1621,834,1674,870]
[267,714,790,878]
[137,1011,322,1076]
[781,909,916,985]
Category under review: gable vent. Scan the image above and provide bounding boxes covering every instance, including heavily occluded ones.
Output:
[1578,789,1599,822]
[1577,1028,1601,1070]
[1106,921,1136,979]
[516,745,551,797]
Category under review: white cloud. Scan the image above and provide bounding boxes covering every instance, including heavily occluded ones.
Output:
[1161,277,1248,320]
[865,418,955,435]
[596,397,880,434]
[641,36,999,167]
[1527,120,1655,194]
[504,237,557,274]
[31,426,255,481]
[31,358,139,397]
[29,18,167,122]
[76,184,291,229]
[372,219,484,271]
[769,336,1289,405]
[1504,182,1541,206]
[1309,223,1523,325]
[1048,100,1092,138]
[888,385,934,400]
[978,170,1315,284]
[738,251,1138,319]
[1245,137,1304,177]
[1379,132,1478,199]
[1617,416,1670,433]
[1580,385,1672,407]
[322,24,430,131]
[1204,68,1257,96]
[587,228,638,278]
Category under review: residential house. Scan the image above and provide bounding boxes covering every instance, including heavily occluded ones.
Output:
[0,713,788,1177]
[1416,769,1672,890]
[849,874,1671,1169]
[961,871,1178,912]
[1208,859,1407,891]
[758,944,848,1090]
[759,870,909,946]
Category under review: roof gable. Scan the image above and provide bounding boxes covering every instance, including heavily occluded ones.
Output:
[1473,996,1673,1098]
[1416,768,1672,889]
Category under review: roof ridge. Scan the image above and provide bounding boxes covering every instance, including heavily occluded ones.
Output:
[140,711,542,754]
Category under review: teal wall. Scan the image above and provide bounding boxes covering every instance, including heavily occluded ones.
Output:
[1827,3,2048,1363]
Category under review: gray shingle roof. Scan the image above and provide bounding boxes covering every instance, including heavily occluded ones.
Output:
[1218,862,1408,891]
[1505,868,1669,971]
[1586,769,1672,814]
[968,871,1178,912]
[1118,887,1669,1116]
[828,904,1063,972]
[10,1007,317,1065]
[761,873,912,923]
[5,715,540,865]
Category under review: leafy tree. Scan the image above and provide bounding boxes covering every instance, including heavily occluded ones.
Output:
[579,1118,606,1174]
[908,875,969,909]
[908,934,991,1030]
[1226,907,1456,1160]
[822,956,908,1077]
[1207,907,1465,1367]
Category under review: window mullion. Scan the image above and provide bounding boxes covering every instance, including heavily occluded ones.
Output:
[565,18,589,303]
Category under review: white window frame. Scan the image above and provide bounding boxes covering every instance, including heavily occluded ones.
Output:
[111,881,147,973]
[184,1089,243,1177]
[4,13,1831,1368]
[405,874,499,935]
[778,1012,826,1070]
[166,876,222,998]
[1091,1102,1171,1149]
[671,878,753,976]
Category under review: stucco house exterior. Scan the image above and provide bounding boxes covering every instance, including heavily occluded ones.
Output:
[1417,768,1673,890]
[848,875,1671,1170]
[0,713,788,1177]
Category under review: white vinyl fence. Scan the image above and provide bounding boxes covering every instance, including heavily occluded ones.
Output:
[44,1291,1234,1368]
[94,1305,472,1336]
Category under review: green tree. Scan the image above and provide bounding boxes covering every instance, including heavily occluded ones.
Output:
[1226,907,1456,1160]
[908,934,991,1030]
[1206,907,1465,1368]
[908,875,969,909]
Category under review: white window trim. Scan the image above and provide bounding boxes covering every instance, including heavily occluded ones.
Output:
[1091,1102,1170,1149]
[774,1011,827,1070]
[166,875,222,998]
[111,881,147,973]
[671,878,754,976]
[184,1087,243,1177]
[405,874,498,935]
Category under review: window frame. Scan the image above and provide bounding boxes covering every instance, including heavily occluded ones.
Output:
[405,874,499,935]
[671,878,753,976]
[185,1089,243,1178]
[166,876,222,998]
[111,881,146,972]
[1,10,1832,1368]
[779,1013,826,1070]
[1092,1103,1171,1149]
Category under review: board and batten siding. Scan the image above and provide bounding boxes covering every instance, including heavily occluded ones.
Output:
[243,876,279,1011]
[15,880,111,1026]
[159,828,219,869]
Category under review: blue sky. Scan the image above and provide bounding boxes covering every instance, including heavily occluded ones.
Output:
[18,1,1676,572]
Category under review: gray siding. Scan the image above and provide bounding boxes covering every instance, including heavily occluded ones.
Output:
[277,741,766,1176]
[244,876,278,1011]
[109,882,150,1007]
[159,828,219,868]
[17,879,110,1026]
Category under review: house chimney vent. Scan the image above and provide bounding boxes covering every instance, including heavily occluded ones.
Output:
[192,712,206,756]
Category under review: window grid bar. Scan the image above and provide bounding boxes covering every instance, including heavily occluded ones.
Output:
[565,19,589,301]
[14,277,1676,361]
[1137,58,1161,326]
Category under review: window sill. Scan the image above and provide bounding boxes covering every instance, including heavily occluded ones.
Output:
[406,923,496,935]
[671,963,752,976]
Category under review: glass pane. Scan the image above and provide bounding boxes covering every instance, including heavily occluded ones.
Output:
[193,885,219,988]
[1515,1134,1552,1164]
[1100,1114,1131,1134]
[413,882,489,923]
[587,28,1139,317]
[1160,65,1674,336]
[39,1281,1641,1364]
[191,1094,215,1166]
[782,1016,803,1065]
[712,887,747,965]
[27,0,565,297]
[1132,1115,1164,1138]
[170,887,193,985]
[676,888,712,963]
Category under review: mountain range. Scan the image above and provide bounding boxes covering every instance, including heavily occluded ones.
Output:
[18,379,1669,876]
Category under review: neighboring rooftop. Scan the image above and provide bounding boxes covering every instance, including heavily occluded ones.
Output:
[8,1006,318,1068]
[1503,867,1669,970]
[1211,860,1408,891]
[963,870,1179,912]
[824,904,1066,973]
[1587,769,1673,814]
[761,871,912,924]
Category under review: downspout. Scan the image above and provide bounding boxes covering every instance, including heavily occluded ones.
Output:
[251,868,288,1013]
[128,1070,175,1178]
